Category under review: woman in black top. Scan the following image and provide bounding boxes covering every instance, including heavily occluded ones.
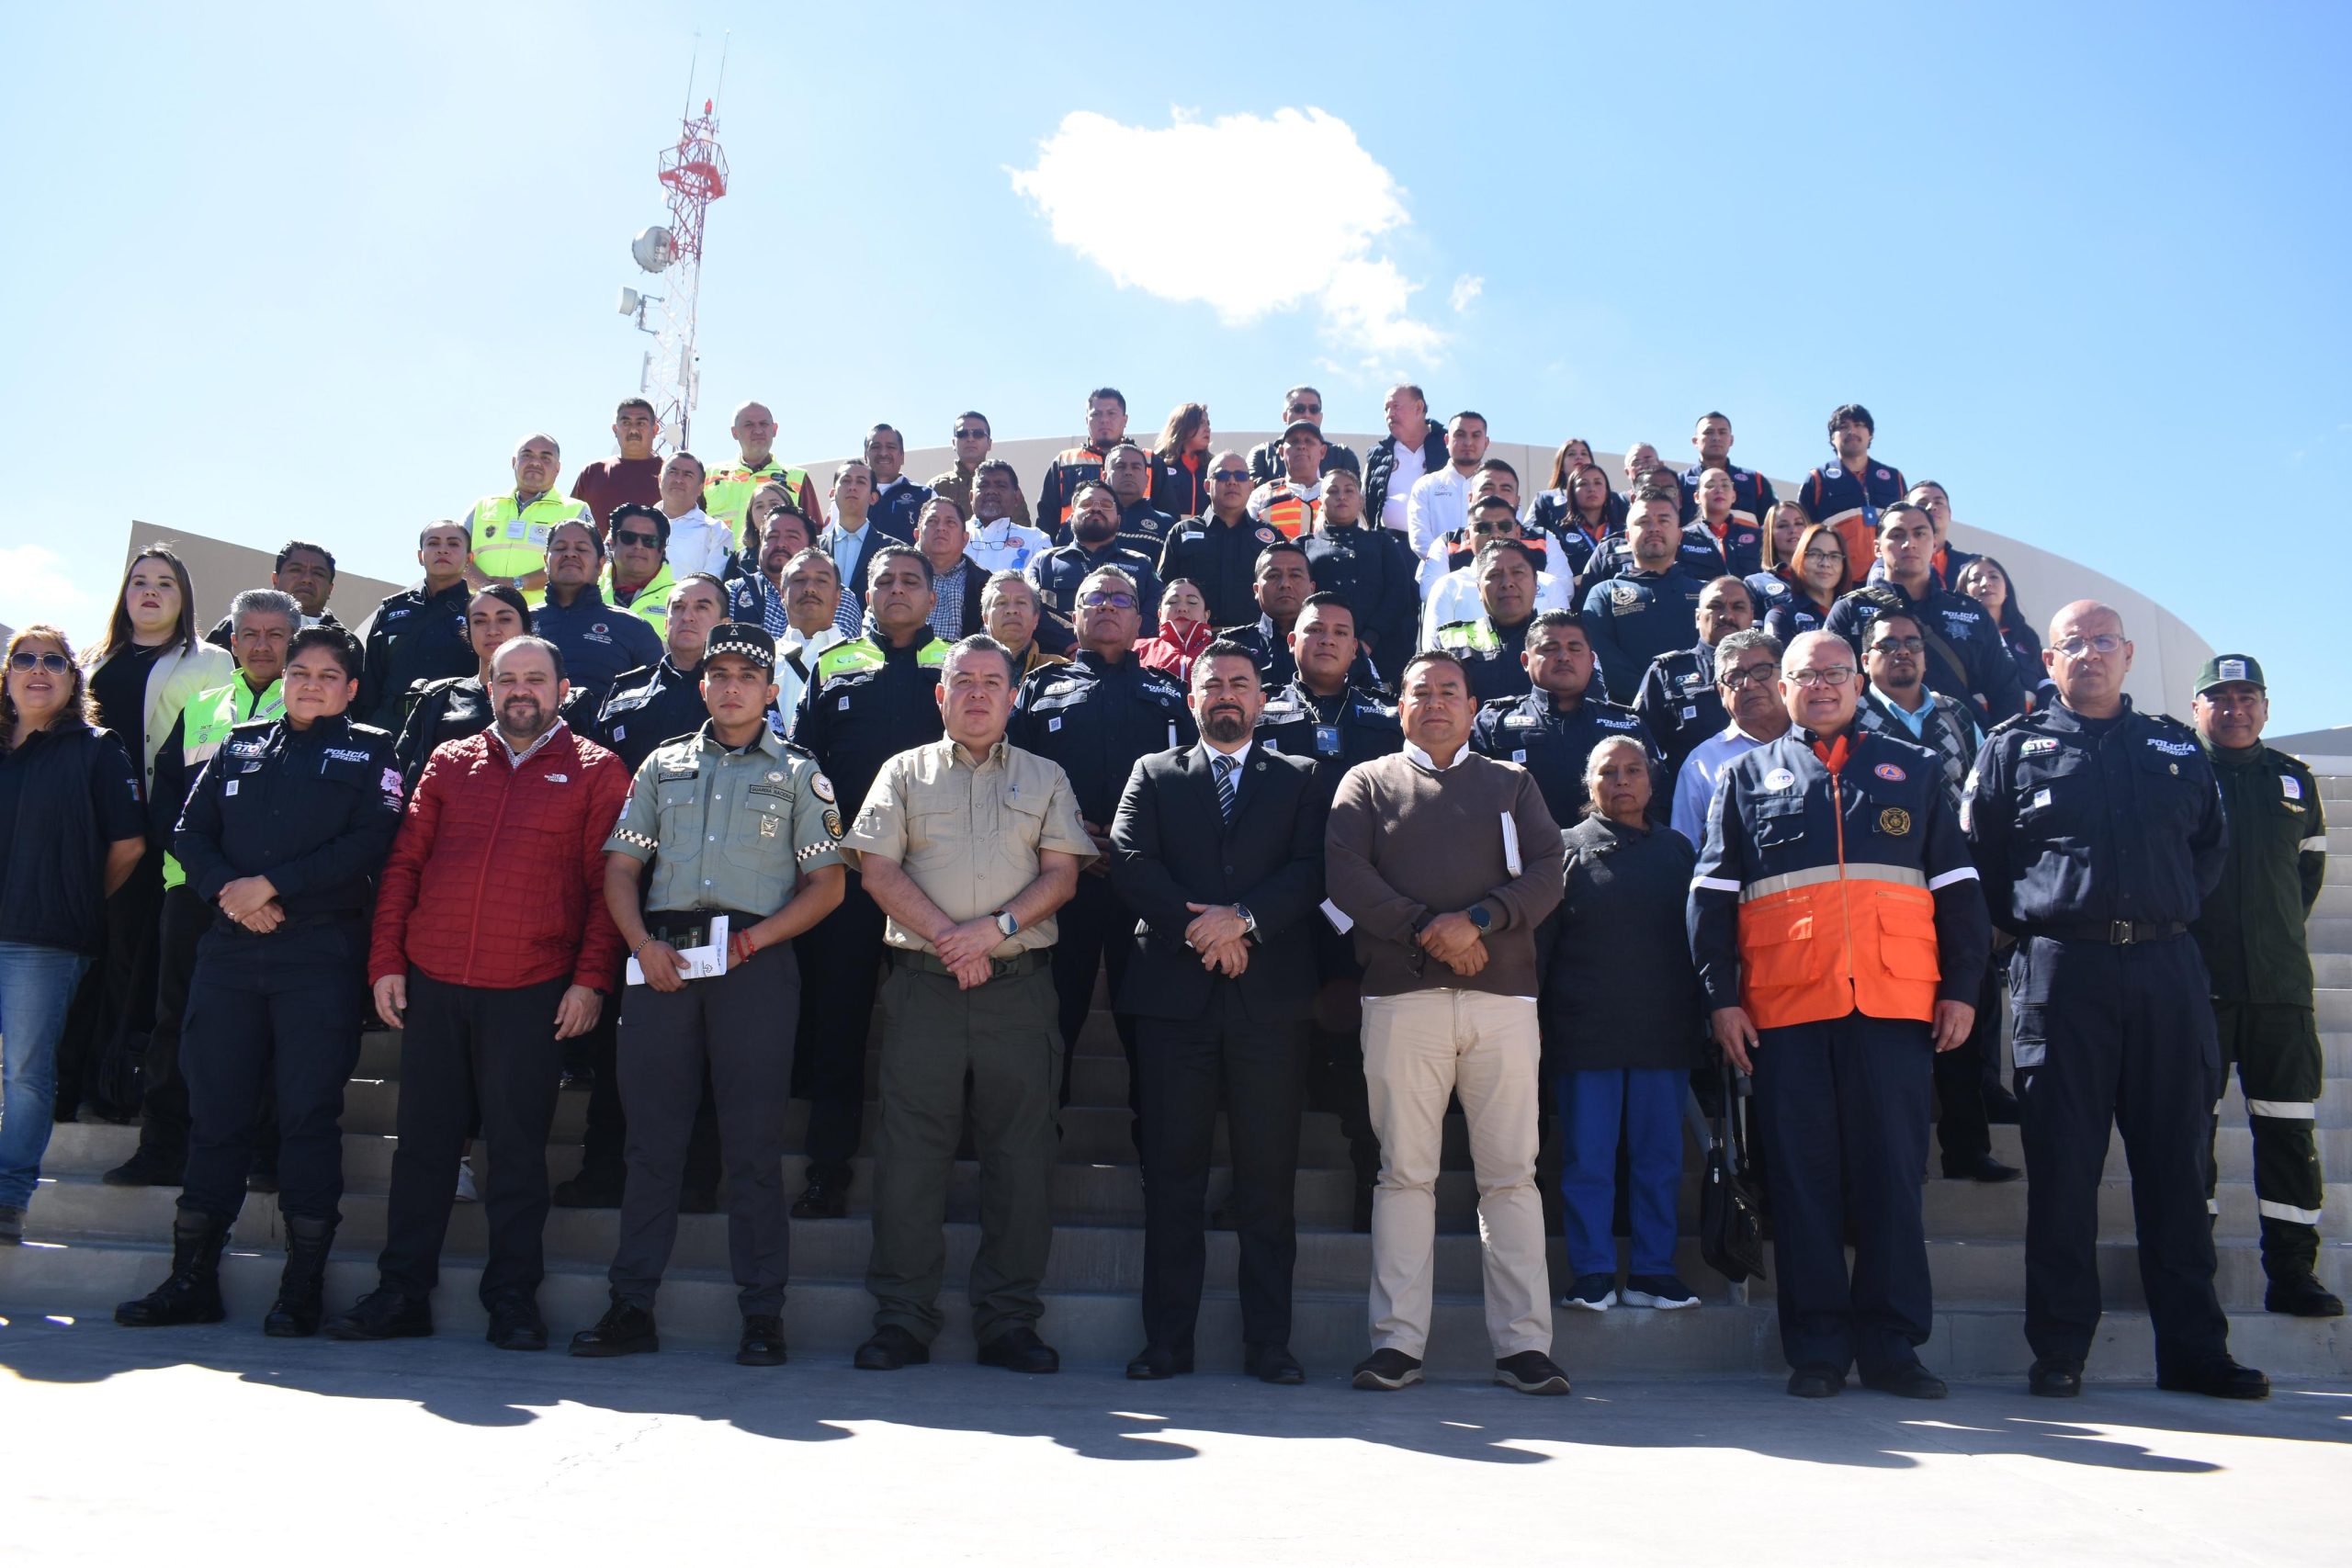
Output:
[0,626,148,1242]
[1955,555,2051,713]
[1544,735,1708,1314]
[393,583,531,792]
[1763,523,1848,649]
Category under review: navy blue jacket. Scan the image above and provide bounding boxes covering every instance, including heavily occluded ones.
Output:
[789,632,945,821]
[1158,514,1285,630]
[533,586,664,707]
[176,715,401,922]
[1468,689,1656,830]
[1823,580,2029,724]
[1676,462,1779,529]
[1009,650,1196,828]
[1578,566,1705,705]
[1254,681,1401,807]
[1026,540,1162,637]
[1634,641,1728,778]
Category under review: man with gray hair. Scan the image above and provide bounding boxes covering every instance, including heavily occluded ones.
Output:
[1669,627,1786,847]
[844,634,1094,1374]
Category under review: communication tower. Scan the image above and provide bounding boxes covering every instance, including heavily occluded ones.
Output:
[616,49,729,451]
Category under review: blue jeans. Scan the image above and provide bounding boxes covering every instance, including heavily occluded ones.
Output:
[0,942,94,1208]
[1556,1066,1686,1280]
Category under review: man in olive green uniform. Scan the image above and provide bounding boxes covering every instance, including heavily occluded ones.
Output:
[2189,653,2343,1317]
[568,625,850,1366]
[842,634,1093,1374]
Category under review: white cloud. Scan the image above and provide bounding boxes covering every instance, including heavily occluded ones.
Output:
[0,544,104,643]
[1010,107,1448,364]
[1449,274,1484,312]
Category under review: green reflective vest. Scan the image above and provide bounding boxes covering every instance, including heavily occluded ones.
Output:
[1433,617,1500,654]
[469,490,594,591]
[162,676,285,890]
[604,560,678,633]
[813,637,949,686]
[705,457,812,537]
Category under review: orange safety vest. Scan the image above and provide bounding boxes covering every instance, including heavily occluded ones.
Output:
[1735,747,1942,1030]
[1257,485,1320,539]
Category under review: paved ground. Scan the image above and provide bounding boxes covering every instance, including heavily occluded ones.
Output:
[6,1315,2345,1565]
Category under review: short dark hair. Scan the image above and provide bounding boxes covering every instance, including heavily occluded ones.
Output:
[1527,608,1583,641]
[1070,478,1117,505]
[863,423,903,451]
[1104,441,1150,466]
[973,457,1019,486]
[943,633,1019,683]
[1450,410,1487,429]
[1193,637,1261,677]
[418,518,468,548]
[1697,410,1730,427]
[1299,590,1352,618]
[548,519,605,559]
[1879,501,1932,532]
[1400,648,1466,687]
[918,494,966,526]
[615,397,656,422]
[1283,384,1322,409]
[1473,457,1518,484]
[868,545,933,588]
[674,572,729,604]
[1087,386,1127,413]
[954,411,991,434]
[492,634,566,683]
[1474,538,1540,575]
[1829,402,1875,436]
[609,502,671,547]
[1253,539,1310,576]
[1631,484,1680,510]
[664,448,706,484]
[275,539,336,579]
[1469,494,1517,518]
[470,582,533,627]
[286,624,363,681]
[1702,574,1752,600]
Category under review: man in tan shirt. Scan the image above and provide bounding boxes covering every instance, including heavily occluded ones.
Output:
[840,634,1092,1374]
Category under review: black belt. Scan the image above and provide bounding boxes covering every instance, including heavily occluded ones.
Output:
[2027,920,2187,946]
[895,949,1049,981]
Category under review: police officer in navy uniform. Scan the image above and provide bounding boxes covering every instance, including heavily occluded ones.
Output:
[588,575,731,772]
[1104,442,1183,560]
[1634,576,1755,783]
[1028,480,1163,637]
[1798,402,1907,573]
[1824,502,2027,726]
[1693,629,1990,1399]
[1220,543,1384,695]
[1675,412,1779,527]
[1471,612,1657,836]
[1578,488,1706,705]
[1963,600,2268,1400]
[358,521,476,731]
[2188,654,2343,1318]
[1159,452,1282,629]
[117,626,403,1336]
[785,545,948,1218]
[1253,594,1401,1227]
[1009,563,1196,1111]
[534,520,663,710]
[1300,468,1420,687]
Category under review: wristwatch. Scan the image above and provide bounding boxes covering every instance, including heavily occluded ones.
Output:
[992,909,1019,938]
[1466,905,1493,932]
[1235,904,1259,940]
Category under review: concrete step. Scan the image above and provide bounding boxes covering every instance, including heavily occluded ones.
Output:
[2305,917,2352,955]
[2316,989,2352,1032]
[2313,953,2352,987]
[2219,1077,2352,1127]
[7,1238,2347,1382]
[2316,774,2352,802]
[1911,1236,2352,1309]
[2326,827,2352,852]
[2314,885,2352,918]
[1989,1123,2352,1183]
[1922,1172,2352,1242]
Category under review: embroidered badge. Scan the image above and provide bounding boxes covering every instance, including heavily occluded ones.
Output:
[2283,775,2303,801]
[2021,737,2059,755]
[1878,807,1911,835]
[1874,762,1907,782]
[810,772,836,803]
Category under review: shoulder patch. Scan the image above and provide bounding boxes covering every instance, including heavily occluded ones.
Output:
[1873,761,1907,782]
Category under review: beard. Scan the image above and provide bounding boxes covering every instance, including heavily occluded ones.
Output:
[499,695,549,739]
[1204,710,1250,743]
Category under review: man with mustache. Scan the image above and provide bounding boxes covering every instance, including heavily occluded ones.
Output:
[1109,643,1326,1383]
[533,521,663,711]
[768,547,850,724]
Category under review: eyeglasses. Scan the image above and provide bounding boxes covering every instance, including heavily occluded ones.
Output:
[1212,469,1251,483]
[1468,520,1516,536]
[1719,665,1778,691]
[612,530,661,548]
[1788,666,1856,688]
[8,651,71,674]
[2054,634,2124,659]
[1803,550,1844,565]
[1080,592,1138,610]
[1287,403,1322,416]
[953,427,989,440]
[1869,637,1927,654]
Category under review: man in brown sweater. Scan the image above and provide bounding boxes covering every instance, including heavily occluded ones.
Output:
[1325,649,1570,1395]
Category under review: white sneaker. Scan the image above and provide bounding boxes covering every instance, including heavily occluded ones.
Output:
[455,1157,479,1203]
[1620,1273,1701,1309]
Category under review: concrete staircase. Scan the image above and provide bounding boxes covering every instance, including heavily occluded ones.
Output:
[6,782,2350,1384]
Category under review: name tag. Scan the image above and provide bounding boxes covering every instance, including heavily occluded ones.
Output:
[1048,716,1063,732]
[1512,749,1528,764]
[2032,788,2052,809]
[2284,776,2303,801]
[1168,721,1179,747]
[224,780,239,796]
[1315,724,1340,756]
[611,724,627,741]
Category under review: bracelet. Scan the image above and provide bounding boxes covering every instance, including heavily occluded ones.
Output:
[632,937,657,958]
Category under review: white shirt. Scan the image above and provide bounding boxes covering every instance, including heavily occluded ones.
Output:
[829,517,876,588]
[1382,442,1429,535]
[1403,739,1469,772]
[774,624,849,734]
[1204,739,1254,773]
[967,519,1053,578]
[1671,724,1776,848]
[662,508,734,580]
[492,718,568,769]
[1404,466,1472,558]
[1419,567,1571,647]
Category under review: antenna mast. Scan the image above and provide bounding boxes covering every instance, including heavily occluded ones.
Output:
[617,39,729,453]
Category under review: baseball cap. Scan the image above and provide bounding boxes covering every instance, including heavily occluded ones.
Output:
[1281,419,1327,442]
[704,622,777,671]
[2195,654,2266,695]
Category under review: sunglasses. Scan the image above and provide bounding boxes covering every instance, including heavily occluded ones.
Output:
[1870,637,1927,654]
[1468,520,1516,536]
[1211,469,1251,482]
[8,651,71,674]
[612,530,661,548]
[1080,592,1138,610]
[1288,404,1322,416]
[954,428,989,440]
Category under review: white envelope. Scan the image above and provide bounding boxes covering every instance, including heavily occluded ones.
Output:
[627,915,730,985]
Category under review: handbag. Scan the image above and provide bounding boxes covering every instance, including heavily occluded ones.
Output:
[1699,1058,1769,1283]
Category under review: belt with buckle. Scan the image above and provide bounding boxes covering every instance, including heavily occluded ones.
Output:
[896,948,1048,982]
[2029,919,2187,946]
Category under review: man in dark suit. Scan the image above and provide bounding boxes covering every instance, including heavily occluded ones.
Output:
[1108,641,1327,1385]
[816,459,915,637]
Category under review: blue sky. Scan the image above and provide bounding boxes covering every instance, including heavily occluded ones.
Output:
[10,2,2348,728]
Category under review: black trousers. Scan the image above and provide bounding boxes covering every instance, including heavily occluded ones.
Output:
[1134,998,1309,1351]
[576,982,720,1193]
[376,970,569,1303]
[609,943,799,1315]
[792,874,888,1188]
[1933,964,2000,1168]
[55,847,164,1119]
[1050,874,1138,1111]
[130,884,205,1166]
[177,919,367,1224]
[1752,1011,1935,1378]
[2015,933,2229,1372]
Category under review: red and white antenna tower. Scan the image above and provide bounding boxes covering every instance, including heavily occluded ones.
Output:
[616,40,729,452]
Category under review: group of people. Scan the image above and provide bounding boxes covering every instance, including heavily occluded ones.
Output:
[0,381,2334,1402]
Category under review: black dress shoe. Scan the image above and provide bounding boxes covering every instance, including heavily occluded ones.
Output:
[1786,1364,1845,1398]
[1984,1088,2022,1124]
[569,1302,659,1358]
[1125,1344,1193,1380]
[2265,1271,2346,1318]
[738,1314,787,1367]
[102,1145,186,1188]
[854,1324,930,1371]
[550,1168,626,1209]
[2156,1358,2270,1400]
[484,1289,548,1351]
[1861,1361,1949,1399]
[978,1325,1060,1373]
[2029,1358,2083,1397]
[324,1288,434,1341]
[791,1179,848,1220]
[1943,1154,2023,1183]
[1244,1343,1306,1384]
[678,1187,718,1215]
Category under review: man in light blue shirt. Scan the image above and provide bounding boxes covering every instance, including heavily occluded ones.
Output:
[1670,627,1786,847]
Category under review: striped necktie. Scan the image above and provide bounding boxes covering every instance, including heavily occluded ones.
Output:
[1213,752,1237,824]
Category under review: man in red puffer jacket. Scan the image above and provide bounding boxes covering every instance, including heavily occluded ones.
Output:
[325,636,630,1351]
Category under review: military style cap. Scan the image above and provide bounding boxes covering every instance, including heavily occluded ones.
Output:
[2195,654,2266,695]
[705,622,777,671]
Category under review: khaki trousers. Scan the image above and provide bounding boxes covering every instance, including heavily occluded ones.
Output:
[1363,988,1550,1359]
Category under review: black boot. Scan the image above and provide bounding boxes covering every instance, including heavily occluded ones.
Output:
[263,1216,337,1337]
[115,1212,232,1327]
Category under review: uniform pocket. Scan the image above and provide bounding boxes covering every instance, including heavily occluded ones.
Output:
[1873,894,1943,984]
[1739,893,1816,994]
[2010,1002,2047,1069]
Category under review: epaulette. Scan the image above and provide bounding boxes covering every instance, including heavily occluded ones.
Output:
[1986,710,2039,738]
[226,716,280,738]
